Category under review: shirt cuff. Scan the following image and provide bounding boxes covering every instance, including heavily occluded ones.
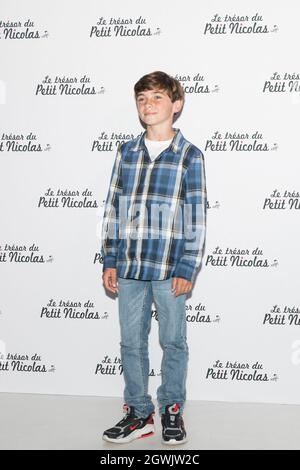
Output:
[103,255,117,270]
[172,261,197,283]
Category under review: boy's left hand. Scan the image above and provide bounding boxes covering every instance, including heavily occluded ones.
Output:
[172,277,193,297]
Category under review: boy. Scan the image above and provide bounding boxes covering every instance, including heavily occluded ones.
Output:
[101,71,207,445]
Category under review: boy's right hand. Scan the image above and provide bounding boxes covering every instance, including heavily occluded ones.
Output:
[102,268,118,294]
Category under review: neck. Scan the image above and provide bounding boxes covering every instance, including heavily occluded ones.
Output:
[146,127,176,141]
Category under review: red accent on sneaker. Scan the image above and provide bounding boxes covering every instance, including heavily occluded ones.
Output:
[129,423,140,431]
[138,431,155,439]
[146,413,155,424]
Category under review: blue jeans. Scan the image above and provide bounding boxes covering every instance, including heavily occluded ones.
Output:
[117,276,189,418]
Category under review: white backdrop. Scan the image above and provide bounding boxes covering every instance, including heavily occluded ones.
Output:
[1,0,300,405]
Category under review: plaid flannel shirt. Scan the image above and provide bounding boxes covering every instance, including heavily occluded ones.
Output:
[101,127,207,282]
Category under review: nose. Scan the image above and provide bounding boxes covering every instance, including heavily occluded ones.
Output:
[144,97,154,108]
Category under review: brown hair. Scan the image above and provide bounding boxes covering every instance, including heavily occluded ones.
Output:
[134,71,185,104]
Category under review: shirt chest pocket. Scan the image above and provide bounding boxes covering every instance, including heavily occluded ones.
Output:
[147,164,186,198]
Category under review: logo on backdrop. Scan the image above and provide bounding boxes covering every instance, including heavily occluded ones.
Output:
[152,302,221,325]
[206,246,278,268]
[204,130,275,152]
[0,244,51,263]
[203,13,277,36]
[40,298,108,321]
[206,360,279,382]
[91,131,139,152]
[263,189,300,210]
[38,188,98,208]
[263,72,300,94]
[0,351,55,373]
[0,132,49,153]
[89,16,161,38]
[94,355,161,377]
[174,73,219,94]
[95,252,104,265]
[263,304,300,326]
[35,75,104,96]
[206,198,219,210]
[0,19,49,39]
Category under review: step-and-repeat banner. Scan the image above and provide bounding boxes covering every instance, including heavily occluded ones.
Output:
[1,0,300,405]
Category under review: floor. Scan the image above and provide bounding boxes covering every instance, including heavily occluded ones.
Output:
[0,393,299,450]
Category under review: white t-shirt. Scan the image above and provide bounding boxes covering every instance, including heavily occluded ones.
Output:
[145,136,173,161]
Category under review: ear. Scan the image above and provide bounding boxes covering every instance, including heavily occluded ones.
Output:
[174,99,183,114]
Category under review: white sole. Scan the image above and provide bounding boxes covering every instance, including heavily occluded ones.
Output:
[102,423,155,444]
[161,436,188,445]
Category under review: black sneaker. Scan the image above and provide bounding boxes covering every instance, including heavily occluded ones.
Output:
[102,404,155,444]
[161,403,188,445]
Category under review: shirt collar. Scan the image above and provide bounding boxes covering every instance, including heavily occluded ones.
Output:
[132,127,184,154]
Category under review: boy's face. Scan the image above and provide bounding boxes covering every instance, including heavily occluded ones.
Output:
[135,88,182,128]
